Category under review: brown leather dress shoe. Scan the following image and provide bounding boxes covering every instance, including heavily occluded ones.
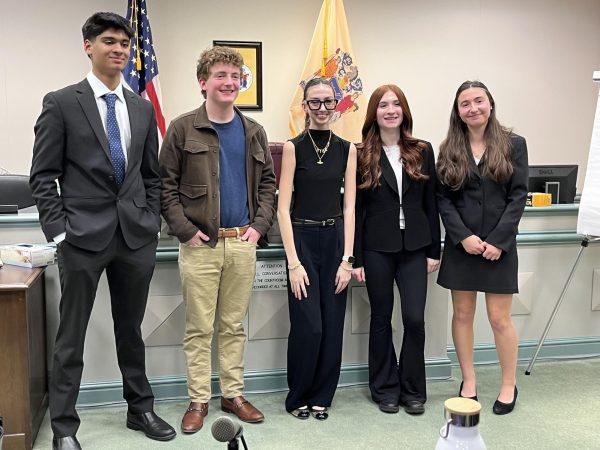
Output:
[221,396,264,423]
[181,402,208,433]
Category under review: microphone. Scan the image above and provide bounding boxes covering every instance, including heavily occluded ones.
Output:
[212,416,247,449]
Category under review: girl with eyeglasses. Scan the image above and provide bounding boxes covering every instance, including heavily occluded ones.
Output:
[277,77,357,421]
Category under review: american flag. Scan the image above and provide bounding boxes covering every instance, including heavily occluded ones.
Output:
[123,0,166,137]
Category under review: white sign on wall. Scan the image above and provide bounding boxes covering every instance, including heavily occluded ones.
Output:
[577,75,600,237]
[253,260,288,291]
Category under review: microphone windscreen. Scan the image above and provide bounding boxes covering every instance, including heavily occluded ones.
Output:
[211,416,243,442]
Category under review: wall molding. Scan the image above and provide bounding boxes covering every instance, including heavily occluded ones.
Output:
[77,358,452,408]
[77,336,600,407]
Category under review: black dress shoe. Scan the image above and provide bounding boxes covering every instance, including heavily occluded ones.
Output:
[52,436,82,450]
[378,400,400,414]
[458,381,478,401]
[126,411,177,441]
[493,386,518,415]
[403,400,425,415]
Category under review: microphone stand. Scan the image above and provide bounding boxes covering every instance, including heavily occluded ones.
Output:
[227,435,248,450]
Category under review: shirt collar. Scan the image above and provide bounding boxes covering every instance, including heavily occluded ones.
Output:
[86,71,126,104]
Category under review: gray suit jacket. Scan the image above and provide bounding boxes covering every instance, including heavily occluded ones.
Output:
[30,79,161,251]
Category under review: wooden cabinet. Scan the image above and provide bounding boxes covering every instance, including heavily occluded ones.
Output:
[0,266,48,450]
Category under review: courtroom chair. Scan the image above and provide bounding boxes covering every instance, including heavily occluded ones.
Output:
[0,174,36,211]
[269,142,284,189]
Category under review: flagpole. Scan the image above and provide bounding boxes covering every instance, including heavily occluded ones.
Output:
[321,0,329,76]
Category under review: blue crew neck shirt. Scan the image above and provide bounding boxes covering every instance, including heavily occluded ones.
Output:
[211,114,250,228]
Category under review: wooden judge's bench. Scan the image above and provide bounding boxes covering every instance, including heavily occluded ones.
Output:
[0,265,48,450]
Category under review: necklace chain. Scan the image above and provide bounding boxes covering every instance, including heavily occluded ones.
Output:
[307,130,332,165]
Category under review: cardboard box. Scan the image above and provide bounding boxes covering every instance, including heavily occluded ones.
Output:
[0,244,55,268]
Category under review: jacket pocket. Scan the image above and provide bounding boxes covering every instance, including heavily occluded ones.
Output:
[183,141,210,154]
[179,183,207,199]
[133,197,147,207]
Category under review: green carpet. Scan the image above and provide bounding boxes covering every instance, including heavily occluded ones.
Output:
[33,358,600,449]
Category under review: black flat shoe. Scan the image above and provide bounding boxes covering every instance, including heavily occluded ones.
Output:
[493,386,518,415]
[289,406,310,420]
[458,380,478,401]
[52,436,82,450]
[310,406,329,420]
[378,400,400,414]
[127,411,177,441]
[403,400,425,415]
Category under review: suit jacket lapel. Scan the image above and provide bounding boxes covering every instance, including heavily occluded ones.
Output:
[380,150,400,195]
[401,165,410,196]
[76,79,110,159]
[124,89,140,171]
[466,142,482,179]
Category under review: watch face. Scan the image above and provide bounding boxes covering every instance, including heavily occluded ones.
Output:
[345,256,356,264]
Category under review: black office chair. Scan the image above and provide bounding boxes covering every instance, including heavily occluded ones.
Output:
[0,174,36,212]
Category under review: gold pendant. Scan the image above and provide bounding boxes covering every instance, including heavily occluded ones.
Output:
[317,160,324,165]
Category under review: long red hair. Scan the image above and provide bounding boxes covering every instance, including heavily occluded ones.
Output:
[357,85,427,190]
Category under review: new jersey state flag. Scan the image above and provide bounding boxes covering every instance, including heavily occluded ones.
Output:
[289,0,366,143]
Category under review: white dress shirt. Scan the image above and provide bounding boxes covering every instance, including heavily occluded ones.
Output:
[86,71,131,166]
[383,145,406,230]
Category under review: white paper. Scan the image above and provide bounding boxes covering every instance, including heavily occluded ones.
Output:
[577,85,600,237]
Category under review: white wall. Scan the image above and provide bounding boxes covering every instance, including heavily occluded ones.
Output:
[1,0,600,191]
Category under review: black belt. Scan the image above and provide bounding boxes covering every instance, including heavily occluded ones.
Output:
[291,217,340,227]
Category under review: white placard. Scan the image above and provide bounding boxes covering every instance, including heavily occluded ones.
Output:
[253,260,288,291]
[577,82,600,237]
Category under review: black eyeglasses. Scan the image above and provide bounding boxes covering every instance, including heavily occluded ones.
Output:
[305,99,338,110]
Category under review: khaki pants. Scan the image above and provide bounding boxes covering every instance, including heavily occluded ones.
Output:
[179,237,257,402]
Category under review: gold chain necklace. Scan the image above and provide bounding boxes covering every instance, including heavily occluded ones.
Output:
[307,130,332,165]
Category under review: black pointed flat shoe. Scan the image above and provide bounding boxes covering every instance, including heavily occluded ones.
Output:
[458,380,478,401]
[310,406,329,420]
[493,386,518,415]
[289,406,310,420]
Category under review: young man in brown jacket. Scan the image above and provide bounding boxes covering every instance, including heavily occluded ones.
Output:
[159,46,276,433]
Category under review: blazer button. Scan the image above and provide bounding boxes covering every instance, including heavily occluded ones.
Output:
[213,216,217,220]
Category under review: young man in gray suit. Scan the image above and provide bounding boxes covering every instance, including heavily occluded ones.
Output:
[30,12,175,450]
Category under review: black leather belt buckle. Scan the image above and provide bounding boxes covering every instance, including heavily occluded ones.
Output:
[325,218,335,226]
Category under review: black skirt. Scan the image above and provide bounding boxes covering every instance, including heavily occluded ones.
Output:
[437,237,519,294]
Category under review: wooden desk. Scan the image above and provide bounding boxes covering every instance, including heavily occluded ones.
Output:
[0,265,48,450]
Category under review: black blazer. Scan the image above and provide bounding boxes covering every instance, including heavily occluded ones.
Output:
[30,79,161,252]
[436,134,528,253]
[354,141,441,267]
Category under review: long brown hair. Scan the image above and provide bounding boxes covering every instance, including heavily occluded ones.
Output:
[437,80,513,190]
[357,85,427,190]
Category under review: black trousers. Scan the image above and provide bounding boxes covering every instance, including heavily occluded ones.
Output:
[50,228,157,437]
[363,247,427,404]
[285,220,347,412]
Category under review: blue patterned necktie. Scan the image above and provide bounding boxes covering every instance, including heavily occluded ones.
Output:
[103,93,126,188]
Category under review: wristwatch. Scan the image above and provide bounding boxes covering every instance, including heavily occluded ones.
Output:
[342,255,355,265]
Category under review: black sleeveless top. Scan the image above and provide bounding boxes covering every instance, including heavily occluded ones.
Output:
[290,129,350,221]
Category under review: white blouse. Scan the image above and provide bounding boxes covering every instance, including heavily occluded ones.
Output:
[383,145,405,230]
